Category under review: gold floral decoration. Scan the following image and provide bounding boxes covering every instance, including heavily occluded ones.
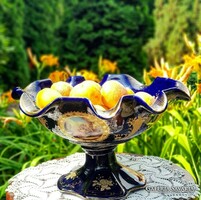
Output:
[92,178,113,191]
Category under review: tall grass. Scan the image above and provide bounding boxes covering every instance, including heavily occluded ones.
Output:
[118,94,201,186]
[0,117,81,199]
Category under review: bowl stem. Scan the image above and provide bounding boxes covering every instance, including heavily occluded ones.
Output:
[57,146,146,199]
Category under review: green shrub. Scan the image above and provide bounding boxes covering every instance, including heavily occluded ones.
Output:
[0,0,30,90]
[57,0,154,79]
[145,0,201,65]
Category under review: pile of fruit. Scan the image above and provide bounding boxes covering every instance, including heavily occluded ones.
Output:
[36,80,155,110]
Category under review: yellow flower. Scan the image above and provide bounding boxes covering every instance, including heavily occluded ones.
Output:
[98,56,119,76]
[197,83,201,94]
[1,90,15,104]
[145,58,194,84]
[77,69,100,82]
[147,58,171,78]
[177,65,193,84]
[48,70,70,83]
[183,54,201,79]
[148,67,164,78]
[40,54,59,67]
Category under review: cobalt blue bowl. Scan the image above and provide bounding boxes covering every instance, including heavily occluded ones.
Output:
[12,74,190,199]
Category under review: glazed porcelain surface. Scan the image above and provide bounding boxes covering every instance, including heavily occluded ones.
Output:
[12,74,190,147]
[12,74,190,199]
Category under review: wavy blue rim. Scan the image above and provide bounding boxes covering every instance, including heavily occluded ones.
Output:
[12,74,190,119]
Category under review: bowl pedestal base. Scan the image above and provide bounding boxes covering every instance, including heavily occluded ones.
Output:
[57,146,146,199]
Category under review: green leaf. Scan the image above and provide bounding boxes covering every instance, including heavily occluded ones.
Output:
[160,136,175,158]
[176,134,192,158]
[30,156,48,167]
[161,125,180,137]
[190,120,201,153]
[172,154,196,181]
[168,110,186,127]
[117,143,126,153]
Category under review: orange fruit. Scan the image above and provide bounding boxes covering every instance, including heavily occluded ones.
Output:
[36,88,62,109]
[101,80,127,109]
[135,91,155,105]
[51,81,72,96]
[69,80,102,105]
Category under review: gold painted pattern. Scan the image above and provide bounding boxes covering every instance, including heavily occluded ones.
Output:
[92,178,113,191]
[66,171,77,180]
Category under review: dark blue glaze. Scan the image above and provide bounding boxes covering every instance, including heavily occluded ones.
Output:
[12,74,190,199]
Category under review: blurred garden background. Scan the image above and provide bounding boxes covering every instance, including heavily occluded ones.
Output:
[0,0,201,199]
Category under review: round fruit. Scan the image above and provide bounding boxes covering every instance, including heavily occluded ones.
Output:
[94,104,108,111]
[126,87,135,95]
[36,88,62,109]
[69,80,102,105]
[135,91,155,105]
[51,81,72,96]
[101,80,127,109]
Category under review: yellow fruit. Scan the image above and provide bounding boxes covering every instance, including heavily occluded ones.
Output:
[126,87,135,95]
[101,80,127,109]
[51,81,72,96]
[135,91,155,105]
[36,88,62,109]
[69,80,102,105]
[94,104,108,111]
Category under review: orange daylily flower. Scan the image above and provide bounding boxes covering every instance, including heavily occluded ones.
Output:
[40,54,59,67]
[148,58,172,78]
[48,70,70,83]
[1,90,15,104]
[98,57,119,75]
[77,69,100,82]
[145,58,194,85]
[197,83,201,94]
[183,54,201,79]
[101,59,118,73]
[148,67,165,78]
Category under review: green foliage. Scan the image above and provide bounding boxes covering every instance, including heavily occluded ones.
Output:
[119,96,201,188]
[57,0,153,79]
[0,24,13,90]
[0,117,81,199]
[0,0,30,90]
[145,0,201,65]
[23,0,63,55]
[0,0,154,90]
